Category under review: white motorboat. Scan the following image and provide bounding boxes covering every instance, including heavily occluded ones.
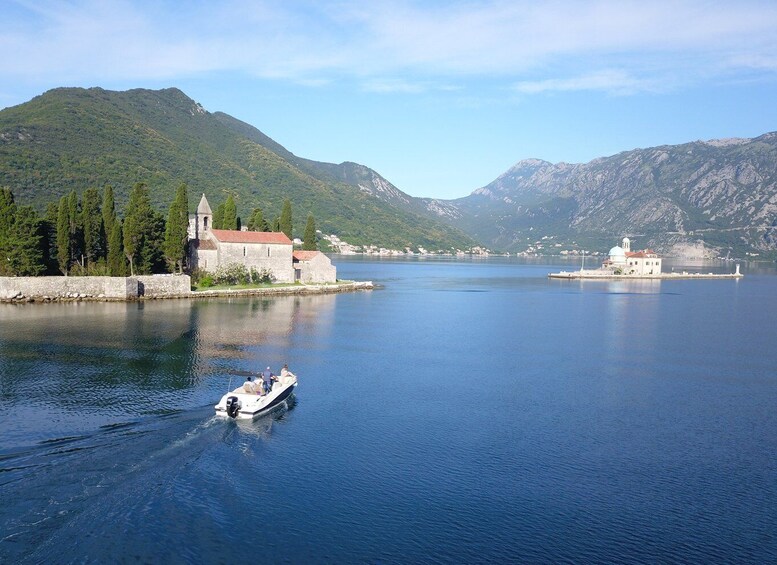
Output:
[215,374,298,419]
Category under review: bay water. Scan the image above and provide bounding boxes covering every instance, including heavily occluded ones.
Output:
[1,257,776,563]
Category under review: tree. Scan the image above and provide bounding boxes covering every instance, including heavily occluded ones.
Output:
[280,199,292,239]
[67,191,83,268]
[140,210,167,274]
[272,216,281,232]
[3,206,44,276]
[107,219,125,276]
[303,214,317,250]
[81,187,103,267]
[0,188,14,236]
[213,202,225,230]
[248,207,268,231]
[102,184,116,232]
[56,195,70,275]
[164,183,190,273]
[222,194,237,230]
[42,202,59,274]
[123,183,160,276]
[0,190,44,276]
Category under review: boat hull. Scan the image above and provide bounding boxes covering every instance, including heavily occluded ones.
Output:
[215,376,297,420]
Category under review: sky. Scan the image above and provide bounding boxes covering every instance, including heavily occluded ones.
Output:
[2,1,777,200]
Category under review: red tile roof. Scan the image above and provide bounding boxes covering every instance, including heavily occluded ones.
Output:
[293,251,321,262]
[210,229,292,245]
[626,250,658,258]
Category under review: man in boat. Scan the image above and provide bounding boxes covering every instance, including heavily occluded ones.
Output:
[261,367,276,394]
[243,376,260,394]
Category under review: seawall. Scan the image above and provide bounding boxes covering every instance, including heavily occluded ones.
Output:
[189,281,374,299]
[0,276,373,303]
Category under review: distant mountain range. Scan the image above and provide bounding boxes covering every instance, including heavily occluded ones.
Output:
[1,87,776,258]
[417,135,777,259]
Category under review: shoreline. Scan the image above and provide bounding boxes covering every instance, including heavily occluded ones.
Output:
[0,279,374,304]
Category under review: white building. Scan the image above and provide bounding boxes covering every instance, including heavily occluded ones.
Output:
[293,251,337,283]
[188,194,336,283]
[603,237,662,275]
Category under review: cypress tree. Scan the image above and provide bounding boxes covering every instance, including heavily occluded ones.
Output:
[107,219,125,276]
[123,183,164,276]
[43,202,59,274]
[102,185,116,232]
[123,183,148,276]
[273,216,281,232]
[248,207,269,231]
[280,199,292,239]
[56,195,70,275]
[81,187,102,267]
[4,206,44,276]
[0,188,14,236]
[223,195,237,230]
[303,214,317,251]
[164,183,189,273]
[140,210,166,274]
[213,203,225,230]
[67,191,83,269]
[0,189,18,275]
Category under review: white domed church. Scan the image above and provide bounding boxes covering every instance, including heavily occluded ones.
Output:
[602,237,662,275]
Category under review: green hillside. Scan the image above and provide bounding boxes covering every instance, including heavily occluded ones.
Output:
[0,87,477,251]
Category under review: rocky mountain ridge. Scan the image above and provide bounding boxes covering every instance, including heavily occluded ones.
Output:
[418,133,777,258]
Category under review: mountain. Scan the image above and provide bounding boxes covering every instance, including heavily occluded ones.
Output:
[418,136,777,259]
[0,87,477,252]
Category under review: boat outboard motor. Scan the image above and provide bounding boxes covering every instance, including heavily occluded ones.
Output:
[226,396,240,418]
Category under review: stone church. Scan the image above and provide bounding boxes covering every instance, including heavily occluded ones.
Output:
[188,194,336,283]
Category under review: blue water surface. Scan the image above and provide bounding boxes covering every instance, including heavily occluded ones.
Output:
[1,257,776,563]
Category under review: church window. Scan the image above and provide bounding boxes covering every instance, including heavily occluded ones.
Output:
[243,246,246,257]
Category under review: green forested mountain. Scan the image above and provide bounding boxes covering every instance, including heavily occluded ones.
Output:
[0,87,476,251]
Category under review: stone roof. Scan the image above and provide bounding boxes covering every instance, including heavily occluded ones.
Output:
[197,194,212,215]
[211,229,292,245]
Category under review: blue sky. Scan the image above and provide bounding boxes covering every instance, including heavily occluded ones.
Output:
[2,0,777,199]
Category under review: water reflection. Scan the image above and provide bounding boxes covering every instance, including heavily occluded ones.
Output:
[0,295,334,449]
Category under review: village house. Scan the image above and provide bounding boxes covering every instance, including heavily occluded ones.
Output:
[188,194,337,283]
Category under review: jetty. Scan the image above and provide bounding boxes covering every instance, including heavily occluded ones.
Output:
[548,266,743,280]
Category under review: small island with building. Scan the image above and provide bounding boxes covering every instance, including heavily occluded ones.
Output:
[548,237,743,280]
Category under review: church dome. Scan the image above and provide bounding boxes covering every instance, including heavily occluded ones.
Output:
[609,245,626,263]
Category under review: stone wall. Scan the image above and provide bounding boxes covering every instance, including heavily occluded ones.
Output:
[297,253,337,283]
[135,275,192,297]
[0,276,138,300]
[217,242,295,282]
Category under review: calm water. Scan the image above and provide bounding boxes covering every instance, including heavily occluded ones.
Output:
[1,257,776,564]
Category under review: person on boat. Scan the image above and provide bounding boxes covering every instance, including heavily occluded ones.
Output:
[261,367,276,394]
[243,376,260,394]
[280,363,296,379]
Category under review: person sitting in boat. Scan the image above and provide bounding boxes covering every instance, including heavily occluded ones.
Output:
[261,367,276,394]
[280,363,296,379]
[243,376,260,394]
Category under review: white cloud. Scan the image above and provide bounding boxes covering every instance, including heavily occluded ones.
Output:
[1,0,777,93]
[512,70,662,96]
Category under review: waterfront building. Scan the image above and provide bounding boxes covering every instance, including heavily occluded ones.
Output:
[188,194,336,283]
[602,237,662,275]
